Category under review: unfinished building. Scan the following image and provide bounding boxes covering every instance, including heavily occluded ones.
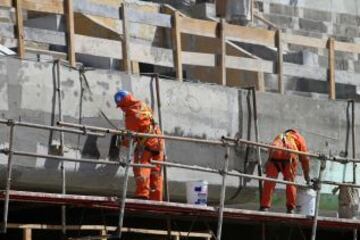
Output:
[0,0,360,239]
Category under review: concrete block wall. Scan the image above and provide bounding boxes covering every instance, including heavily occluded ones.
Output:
[255,0,360,74]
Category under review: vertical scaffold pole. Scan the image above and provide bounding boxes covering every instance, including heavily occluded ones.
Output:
[216,144,230,240]
[311,157,326,240]
[351,99,357,240]
[117,137,134,239]
[1,120,15,233]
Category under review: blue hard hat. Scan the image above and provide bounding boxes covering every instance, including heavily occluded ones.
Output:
[114,90,129,105]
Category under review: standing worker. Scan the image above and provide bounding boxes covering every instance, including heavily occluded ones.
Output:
[114,90,164,201]
[260,129,310,213]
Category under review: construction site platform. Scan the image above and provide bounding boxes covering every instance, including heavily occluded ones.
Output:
[1,190,359,231]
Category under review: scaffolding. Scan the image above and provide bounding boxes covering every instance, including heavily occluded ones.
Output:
[0,117,359,240]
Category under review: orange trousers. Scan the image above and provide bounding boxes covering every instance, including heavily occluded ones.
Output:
[260,159,297,210]
[133,146,163,201]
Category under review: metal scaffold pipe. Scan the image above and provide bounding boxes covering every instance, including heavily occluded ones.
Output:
[0,149,154,168]
[58,121,321,159]
[0,119,105,137]
[151,160,309,188]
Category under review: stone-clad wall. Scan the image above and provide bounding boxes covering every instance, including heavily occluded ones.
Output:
[255,0,360,74]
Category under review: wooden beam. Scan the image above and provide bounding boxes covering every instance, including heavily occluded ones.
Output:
[182,51,215,67]
[172,12,183,81]
[24,27,66,46]
[73,0,119,19]
[65,0,75,66]
[282,33,327,49]
[276,30,284,94]
[23,228,32,240]
[0,1,12,8]
[23,0,64,14]
[225,23,276,48]
[334,41,360,54]
[14,0,25,59]
[127,9,172,28]
[328,37,336,100]
[121,3,130,73]
[75,34,122,59]
[129,42,173,67]
[219,18,226,86]
[226,56,273,73]
[180,17,217,38]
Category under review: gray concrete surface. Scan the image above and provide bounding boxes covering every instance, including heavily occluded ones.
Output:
[0,56,358,213]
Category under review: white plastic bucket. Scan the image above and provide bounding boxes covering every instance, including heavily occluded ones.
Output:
[296,188,316,216]
[186,180,208,206]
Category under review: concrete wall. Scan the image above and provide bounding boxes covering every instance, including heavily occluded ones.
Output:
[0,56,358,212]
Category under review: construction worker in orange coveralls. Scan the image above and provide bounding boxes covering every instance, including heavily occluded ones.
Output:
[260,129,310,213]
[114,90,164,201]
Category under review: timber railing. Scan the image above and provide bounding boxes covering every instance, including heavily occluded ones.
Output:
[1,0,360,99]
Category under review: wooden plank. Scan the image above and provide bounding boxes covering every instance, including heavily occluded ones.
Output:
[130,42,173,67]
[334,41,360,54]
[328,37,335,100]
[24,27,66,46]
[226,56,273,73]
[15,0,25,59]
[215,0,227,17]
[73,0,119,19]
[276,30,283,94]
[23,0,64,14]
[284,63,327,80]
[225,23,276,48]
[183,51,215,67]
[219,18,226,86]
[121,3,130,73]
[0,1,12,8]
[172,11,183,81]
[75,34,122,59]
[282,33,327,49]
[26,47,67,59]
[23,228,32,240]
[65,0,76,66]
[180,17,217,38]
[127,9,172,28]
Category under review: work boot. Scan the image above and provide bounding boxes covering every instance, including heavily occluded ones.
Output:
[286,208,295,214]
[259,207,269,212]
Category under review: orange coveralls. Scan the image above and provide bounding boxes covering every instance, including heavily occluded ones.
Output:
[260,130,310,211]
[118,94,164,201]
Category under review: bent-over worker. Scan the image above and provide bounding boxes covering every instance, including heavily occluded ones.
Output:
[260,129,310,213]
[114,90,164,201]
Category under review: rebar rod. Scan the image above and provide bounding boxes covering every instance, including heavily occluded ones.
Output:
[0,149,154,168]
[216,145,230,240]
[311,159,326,240]
[117,138,134,239]
[1,123,15,233]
